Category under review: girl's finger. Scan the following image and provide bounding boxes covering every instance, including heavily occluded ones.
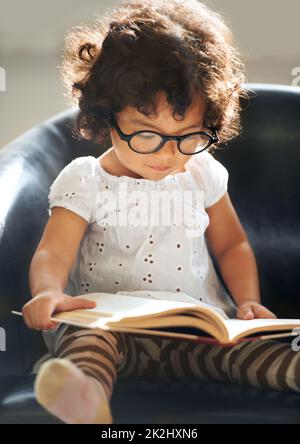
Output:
[243,309,254,319]
[237,306,254,319]
[253,305,277,319]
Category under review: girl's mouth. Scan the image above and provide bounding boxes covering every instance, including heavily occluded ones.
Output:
[148,165,172,171]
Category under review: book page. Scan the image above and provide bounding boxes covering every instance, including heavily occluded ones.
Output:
[53,293,195,328]
[61,292,201,320]
[223,318,300,342]
[116,290,229,320]
[52,291,229,334]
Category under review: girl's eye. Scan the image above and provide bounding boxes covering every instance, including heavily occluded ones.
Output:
[139,134,156,140]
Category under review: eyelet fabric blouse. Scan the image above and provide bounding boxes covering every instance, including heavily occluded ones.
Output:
[42,150,238,353]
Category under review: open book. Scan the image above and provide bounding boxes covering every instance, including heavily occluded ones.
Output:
[13,290,300,347]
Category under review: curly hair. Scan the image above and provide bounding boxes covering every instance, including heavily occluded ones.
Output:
[59,0,250,152]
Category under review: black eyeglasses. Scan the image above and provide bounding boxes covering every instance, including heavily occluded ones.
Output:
[105,112,219,155]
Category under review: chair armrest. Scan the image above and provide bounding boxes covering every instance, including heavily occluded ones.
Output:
[0,108,76,379]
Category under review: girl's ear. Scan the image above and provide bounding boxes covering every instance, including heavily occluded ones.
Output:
[80,129,92,140]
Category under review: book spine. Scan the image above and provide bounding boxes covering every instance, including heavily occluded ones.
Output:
[192,337,233,347]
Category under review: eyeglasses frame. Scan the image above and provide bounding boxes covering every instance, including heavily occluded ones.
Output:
[105,112,219,155]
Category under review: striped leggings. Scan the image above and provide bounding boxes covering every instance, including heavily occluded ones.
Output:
[45,323,300,401]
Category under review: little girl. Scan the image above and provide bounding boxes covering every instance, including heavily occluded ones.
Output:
[23,0,300,424]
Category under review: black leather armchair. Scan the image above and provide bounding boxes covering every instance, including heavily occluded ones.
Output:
[1,83,300,424]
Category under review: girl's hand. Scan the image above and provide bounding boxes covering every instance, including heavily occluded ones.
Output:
[22,292,96,331]
[236,301,277,320]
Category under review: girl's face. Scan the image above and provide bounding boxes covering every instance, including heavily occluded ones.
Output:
[109,90,207,180]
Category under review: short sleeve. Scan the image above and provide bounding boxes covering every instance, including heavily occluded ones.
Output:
[191,151,229,209]
[48,156,98,223]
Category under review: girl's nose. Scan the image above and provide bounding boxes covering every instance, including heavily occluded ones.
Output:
[157,139,177,156]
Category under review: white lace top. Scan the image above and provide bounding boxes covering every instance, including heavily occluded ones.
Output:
[40,150,238,355]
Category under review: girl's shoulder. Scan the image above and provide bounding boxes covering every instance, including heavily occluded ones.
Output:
[51,156,101,184]
[48,156,101,223]
[189,150,228,178]
[188,150,229,209]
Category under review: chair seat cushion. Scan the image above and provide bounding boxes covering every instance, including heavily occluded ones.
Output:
[0,374,300,424]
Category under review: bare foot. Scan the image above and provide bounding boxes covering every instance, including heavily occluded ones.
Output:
[34,358,113,424]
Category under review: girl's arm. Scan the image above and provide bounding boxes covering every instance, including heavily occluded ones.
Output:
[22,207,96,330]
[205,192,277,319]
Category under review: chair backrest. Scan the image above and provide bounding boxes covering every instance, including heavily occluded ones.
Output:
[0,83,299,377]
[212,83,300,319]
[0,107,108,376]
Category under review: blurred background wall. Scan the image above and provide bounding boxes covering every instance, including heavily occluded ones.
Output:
[0,0,299,148]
